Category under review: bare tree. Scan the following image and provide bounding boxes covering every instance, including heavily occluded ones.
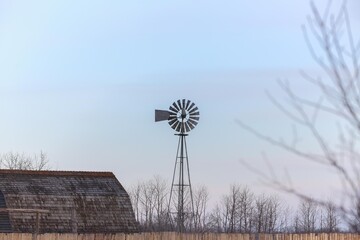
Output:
[208,184,244,233]
[277,205,292,233]
[297,199,318,233]
[128,176,171,231]
[208,204,224,232]
[252,194,282,233]
[130,177,349,233]
[207,184,287,233]
[152,175,169,230]
[265,196,281,233]
[238,0,360,231]
[323,202,340,232]
[238,186,254,233]
[1,151,50,170]
[129,180,155,231]
[139,181,156,230]
[253,194,268,233]
[293,213,301,233]
[193,185,209,232]
[129,182,142,225]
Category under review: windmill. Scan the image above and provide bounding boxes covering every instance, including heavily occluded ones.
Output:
[155,99,200,232]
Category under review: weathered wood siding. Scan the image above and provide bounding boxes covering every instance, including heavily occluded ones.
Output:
[0,170,138,233]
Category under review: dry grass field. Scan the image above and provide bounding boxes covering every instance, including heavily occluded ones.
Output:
[0,233,360,240]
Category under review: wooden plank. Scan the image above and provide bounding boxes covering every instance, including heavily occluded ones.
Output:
[0,209,50,213]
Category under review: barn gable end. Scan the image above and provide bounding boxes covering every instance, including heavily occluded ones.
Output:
[0,170,138,233]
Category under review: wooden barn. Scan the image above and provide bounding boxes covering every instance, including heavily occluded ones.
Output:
[0,169,138,233]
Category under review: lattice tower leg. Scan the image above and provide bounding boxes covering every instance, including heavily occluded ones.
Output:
[168,133,195,233]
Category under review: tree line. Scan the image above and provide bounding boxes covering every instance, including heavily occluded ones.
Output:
[128,176,342,233]
[0,151,49,170]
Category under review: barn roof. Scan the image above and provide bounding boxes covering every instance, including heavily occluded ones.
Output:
[0,169,138,233]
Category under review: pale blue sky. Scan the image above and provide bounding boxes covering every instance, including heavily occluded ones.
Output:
[0,1,358,203]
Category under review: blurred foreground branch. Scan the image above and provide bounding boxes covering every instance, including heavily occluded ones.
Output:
[238,0,360,231]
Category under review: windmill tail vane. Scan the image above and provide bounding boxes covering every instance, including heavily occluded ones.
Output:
[155,110,170,122]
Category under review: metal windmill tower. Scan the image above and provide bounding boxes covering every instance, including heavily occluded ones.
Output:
[155,99,200,232]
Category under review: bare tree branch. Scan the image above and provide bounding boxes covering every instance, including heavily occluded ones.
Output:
[238,0,360,231]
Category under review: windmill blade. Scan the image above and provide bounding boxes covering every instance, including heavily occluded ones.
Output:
[187,120,195,130]
[190,116,200,121]
[188,118,198,124]
[189,107,198,114]
[188,118,198,127]
[155,110,170,122]
[169,115,178,122]
[169,114,177,119]
[172,102,180,111]
[185,100,191,109]
[187,102,195,111]
[177,100,182,109]
[169,105,178,114]
[187,122,197,130]
[168,117,178,126]
[170,124,178,130]
[182,99,186,109]
[181,123,185,133]
[184,122,191,132]
[175,122,182,132]
[170,122,178,130]
[190,111,199,116]
[171,121,180,130]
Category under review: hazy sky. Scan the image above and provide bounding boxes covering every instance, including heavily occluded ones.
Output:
[0,1,358,204]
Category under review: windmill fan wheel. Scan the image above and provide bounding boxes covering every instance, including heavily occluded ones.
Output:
[168,99,200,133]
